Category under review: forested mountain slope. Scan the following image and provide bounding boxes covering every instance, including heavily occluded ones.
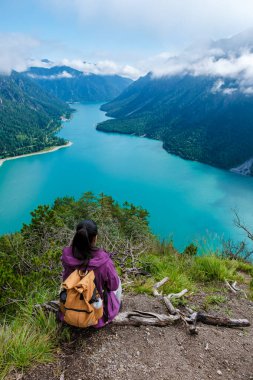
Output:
[0,71,71,158]
[98,30,253,172]
[98,73,253,170]
[24,66,132,102]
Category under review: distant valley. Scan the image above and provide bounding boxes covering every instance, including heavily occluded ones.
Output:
[2,31,253,174]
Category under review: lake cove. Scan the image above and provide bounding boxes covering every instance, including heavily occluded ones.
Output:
[0,103,253,250]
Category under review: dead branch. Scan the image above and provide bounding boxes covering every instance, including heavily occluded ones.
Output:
[152,278,179,315]
[225,279,248,299]
[151,277,250,333]
[168,289,188,300]
[185,312,198,335]
[197,313,250,328]
[232,281,240,291]
[152,278,194,333]
[113,310,180,326]
[163,296,178,315]
[225,279,237,294]
[152,277,169,297]
[234,210,253,241]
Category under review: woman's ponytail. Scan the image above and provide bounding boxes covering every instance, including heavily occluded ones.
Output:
[71,220,98,261]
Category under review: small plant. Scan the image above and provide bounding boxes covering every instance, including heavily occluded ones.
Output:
[203,295,227,310]
[183,243,198,256]
[171,297,187,307]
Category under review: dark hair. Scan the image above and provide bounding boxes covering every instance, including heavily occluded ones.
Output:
[72,220,98,261]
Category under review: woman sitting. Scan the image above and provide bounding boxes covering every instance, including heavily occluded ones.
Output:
[61,219,122,328]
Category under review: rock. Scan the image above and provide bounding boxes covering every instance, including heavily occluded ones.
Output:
[217,370,222,376]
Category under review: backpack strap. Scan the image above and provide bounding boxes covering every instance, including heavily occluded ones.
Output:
[89,284,98,304]
[103,286,109,323]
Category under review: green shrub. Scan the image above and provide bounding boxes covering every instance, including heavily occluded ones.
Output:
[183,243,198,256]
[0,192,153,314]
[190,255,236,282]
[0,311,57,379]
[140,251,195,294]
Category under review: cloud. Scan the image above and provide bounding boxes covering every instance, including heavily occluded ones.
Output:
[46,0,253,46]
[28,70,73,80]
[25,57,141,79]
[150,46,251,78]
[0,33,40,75]
[27,58,55,69]
[223,88,237,95]
[148,45,253,94]
[60,59,141,79]
[211,79,225,94]
[242,87,253,95]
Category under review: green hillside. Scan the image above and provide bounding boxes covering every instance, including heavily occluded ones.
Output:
[0,72,71,159]
[98,74,253,170]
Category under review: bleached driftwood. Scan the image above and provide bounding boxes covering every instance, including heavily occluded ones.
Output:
[225,279,237,294]
[152,277,188,316]
[225,279,248,299]
[113,310,250,329]
[196,313,250,328]
[185,312,199,334]
[163,296,177,315]
[165,289,189,316]
[167,289,189,299]
[152,277,169,297]
[113,310,180,326]
[151,278,197,333]
[150,278,250,333]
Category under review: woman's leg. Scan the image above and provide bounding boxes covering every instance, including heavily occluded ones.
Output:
[113,278,122,303]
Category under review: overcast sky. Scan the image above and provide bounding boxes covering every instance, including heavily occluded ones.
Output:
[1,0,253,76]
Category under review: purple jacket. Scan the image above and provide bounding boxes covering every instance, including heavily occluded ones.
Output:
[61,246,120,328]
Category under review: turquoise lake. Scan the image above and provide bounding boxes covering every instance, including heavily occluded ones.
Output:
[1,103,253,250]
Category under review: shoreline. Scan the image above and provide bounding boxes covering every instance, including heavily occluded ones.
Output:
[0,141,73,167]
[97,125,253,177]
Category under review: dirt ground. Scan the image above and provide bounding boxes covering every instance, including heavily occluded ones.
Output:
[19,292,253,380]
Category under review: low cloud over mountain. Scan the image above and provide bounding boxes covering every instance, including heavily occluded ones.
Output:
[148,30,253,94]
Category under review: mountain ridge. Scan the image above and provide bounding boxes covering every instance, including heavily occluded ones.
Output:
[23,65,132,102]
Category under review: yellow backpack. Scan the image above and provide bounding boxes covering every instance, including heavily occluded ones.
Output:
[60,269,103,328]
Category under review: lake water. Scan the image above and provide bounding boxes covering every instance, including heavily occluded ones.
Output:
[1,103,253,251]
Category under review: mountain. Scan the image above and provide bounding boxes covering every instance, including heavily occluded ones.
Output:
[211,28,253,53]
[97,33,253,172]
[24,66,132,102]
[0,71,71,159]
